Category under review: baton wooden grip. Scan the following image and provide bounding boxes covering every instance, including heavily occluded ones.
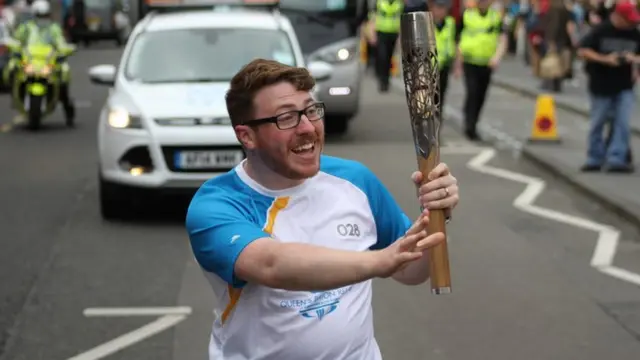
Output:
[418,152,451,294]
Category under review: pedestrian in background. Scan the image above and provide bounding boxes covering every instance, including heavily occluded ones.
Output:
[523,0,546,72]
[586,0,612,25]
[455,0,509,141]
[578,0,640,173]
[539,0,577,92]
[431,0,456,119]
[375,0,403,92]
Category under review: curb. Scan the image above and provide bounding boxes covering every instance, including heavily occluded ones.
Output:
[491,76,640,137]
[515,146,640,232]
[390,78,640,232]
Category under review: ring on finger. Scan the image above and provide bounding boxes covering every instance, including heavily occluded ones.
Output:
[444,187,450,198]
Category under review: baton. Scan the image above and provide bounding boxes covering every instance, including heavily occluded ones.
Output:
[400,11,452,295]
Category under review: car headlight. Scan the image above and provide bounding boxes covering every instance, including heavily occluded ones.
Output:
[107,108,142,129]
[311,43,358,64]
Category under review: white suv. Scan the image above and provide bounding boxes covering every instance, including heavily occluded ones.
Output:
[87,3,333,220]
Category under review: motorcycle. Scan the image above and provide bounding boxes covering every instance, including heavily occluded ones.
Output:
[6,40,76,130]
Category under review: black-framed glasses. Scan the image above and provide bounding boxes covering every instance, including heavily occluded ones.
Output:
[243,102,326,130]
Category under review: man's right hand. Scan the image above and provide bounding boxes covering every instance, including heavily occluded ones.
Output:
[372,214,445,278]
[602,53,620,67]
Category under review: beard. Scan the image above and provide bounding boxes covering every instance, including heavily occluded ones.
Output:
[255,133,323,181]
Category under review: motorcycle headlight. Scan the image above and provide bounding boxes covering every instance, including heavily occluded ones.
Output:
[107,108,142,129]
[310,42,358,64]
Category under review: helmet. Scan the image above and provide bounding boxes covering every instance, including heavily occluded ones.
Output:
[31,0,51,16]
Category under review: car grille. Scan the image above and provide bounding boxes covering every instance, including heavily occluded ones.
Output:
[162,145,245,173]
[154,117,231,126]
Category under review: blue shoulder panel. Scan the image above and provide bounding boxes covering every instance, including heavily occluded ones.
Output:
[185,170,274,288]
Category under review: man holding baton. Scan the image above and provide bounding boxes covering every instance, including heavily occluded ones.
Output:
[186,58,460,359]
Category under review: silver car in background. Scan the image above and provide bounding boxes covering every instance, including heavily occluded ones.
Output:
[280,0,365,134]
[307,36,361,134]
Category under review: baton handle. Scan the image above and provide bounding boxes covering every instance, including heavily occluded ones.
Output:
[418,150,451,295]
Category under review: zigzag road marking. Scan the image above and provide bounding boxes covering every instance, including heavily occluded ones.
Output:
[392,80,640,286]
[467,147,640,287]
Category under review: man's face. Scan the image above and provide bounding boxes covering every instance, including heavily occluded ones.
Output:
[477,0,491,11]
[613,14,638,30]
[432,5,448,20]
[237,82,324,180]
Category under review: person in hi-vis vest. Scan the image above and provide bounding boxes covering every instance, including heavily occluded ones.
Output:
[431,0,457,120]
[454,0,508,141]
[375,0,404,92]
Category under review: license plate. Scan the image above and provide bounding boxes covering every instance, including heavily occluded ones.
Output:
[174,150,243,170]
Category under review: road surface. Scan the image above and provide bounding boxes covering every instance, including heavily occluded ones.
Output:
[0,44,639,360]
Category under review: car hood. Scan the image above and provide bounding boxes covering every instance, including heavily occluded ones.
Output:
[128,82,231,118]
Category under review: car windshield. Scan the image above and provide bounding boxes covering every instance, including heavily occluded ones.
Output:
[125,28,296,83]
[84,0,111,8]
[280,0,347,12]
[277,0,356,54]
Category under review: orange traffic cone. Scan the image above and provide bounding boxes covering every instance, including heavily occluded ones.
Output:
[528,94,561,143]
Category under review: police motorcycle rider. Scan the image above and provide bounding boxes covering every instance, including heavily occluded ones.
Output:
[7,0,76,124]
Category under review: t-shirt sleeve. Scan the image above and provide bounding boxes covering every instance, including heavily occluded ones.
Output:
[359,166,413,250]
[186,191,270,288]
[578,24,600,50]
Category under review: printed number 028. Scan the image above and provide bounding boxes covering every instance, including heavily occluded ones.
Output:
[337,224,360,237]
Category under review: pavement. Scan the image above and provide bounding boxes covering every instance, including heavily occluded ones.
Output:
[0,43,639,360]
[493,56,640,135]
[438,56,640,235]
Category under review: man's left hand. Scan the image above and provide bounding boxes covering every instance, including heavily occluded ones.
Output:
[411,163,459,219]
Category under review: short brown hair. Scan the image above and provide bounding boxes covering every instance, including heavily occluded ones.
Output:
[225,58,316,127]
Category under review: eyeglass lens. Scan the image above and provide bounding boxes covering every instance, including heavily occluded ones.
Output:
[276,103,324,129]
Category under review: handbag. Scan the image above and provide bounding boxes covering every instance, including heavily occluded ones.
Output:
[539,44,564,79]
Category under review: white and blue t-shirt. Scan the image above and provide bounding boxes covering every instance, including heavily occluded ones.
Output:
[186,155,412,360]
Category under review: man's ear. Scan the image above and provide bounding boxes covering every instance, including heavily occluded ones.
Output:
[235,125,257,150]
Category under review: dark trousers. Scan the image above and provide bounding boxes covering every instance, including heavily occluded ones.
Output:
[437,65,451,139]
[462,62,493,138]
[375,31,399,90]
[438,65,451,117]
[586,91,634,167]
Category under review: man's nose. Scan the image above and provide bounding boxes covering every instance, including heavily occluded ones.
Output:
[296,114,316,133]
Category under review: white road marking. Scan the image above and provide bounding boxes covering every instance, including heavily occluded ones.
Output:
[67,314,188,360]
[442,104,640,287]
[467,147,640,287]
[83,306,192,317]
[68,307,193,360]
